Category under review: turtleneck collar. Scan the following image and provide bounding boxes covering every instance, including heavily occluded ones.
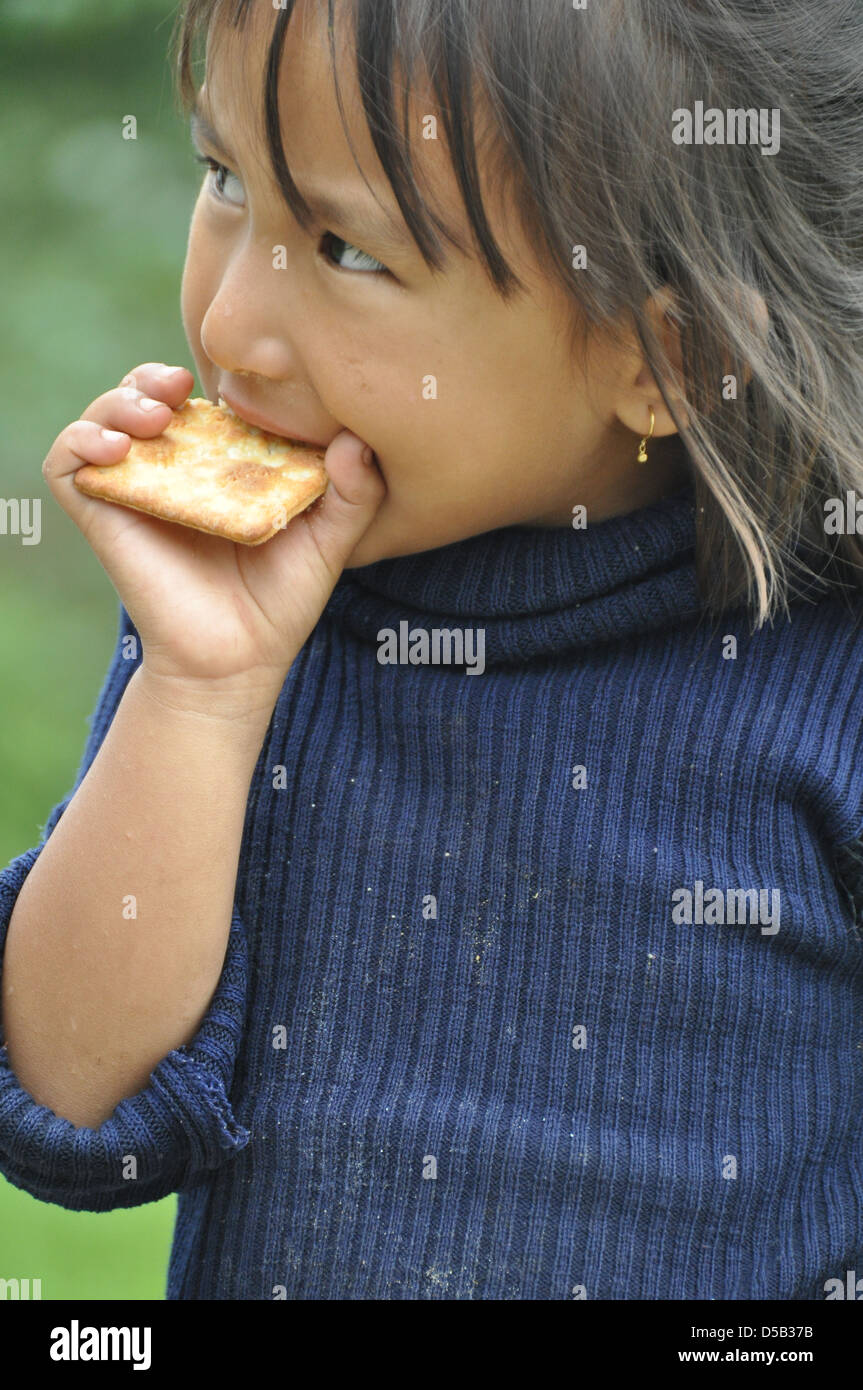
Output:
[325,484,705,665]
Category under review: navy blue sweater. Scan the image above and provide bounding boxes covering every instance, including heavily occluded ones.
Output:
[2,485,863,1299]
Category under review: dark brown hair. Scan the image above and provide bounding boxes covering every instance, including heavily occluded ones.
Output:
[174,0,863,625]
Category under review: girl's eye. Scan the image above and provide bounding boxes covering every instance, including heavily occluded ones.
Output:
[319,231,389,277]
[195,154,245,208]
[193,153,389,277]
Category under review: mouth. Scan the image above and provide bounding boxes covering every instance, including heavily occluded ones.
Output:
[217,387,331,450]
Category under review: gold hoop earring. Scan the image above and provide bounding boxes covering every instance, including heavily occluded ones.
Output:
[637,407,656,464]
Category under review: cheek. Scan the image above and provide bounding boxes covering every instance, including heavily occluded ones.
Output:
[305,338,401,440]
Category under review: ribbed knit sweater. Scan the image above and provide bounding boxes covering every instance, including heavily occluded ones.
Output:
[2,484,863,1300]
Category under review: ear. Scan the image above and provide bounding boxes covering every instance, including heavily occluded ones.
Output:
[613,283,769,443]
[612,289,691,443]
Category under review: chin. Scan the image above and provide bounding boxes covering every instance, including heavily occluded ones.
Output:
[343,535,407,569]
[341,523,391,570]
[343,519,452,570]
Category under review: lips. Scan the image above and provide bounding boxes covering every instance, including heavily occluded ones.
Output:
[217,387,331,450]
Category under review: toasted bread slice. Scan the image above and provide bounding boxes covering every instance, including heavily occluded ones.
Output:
[73,397,328,545]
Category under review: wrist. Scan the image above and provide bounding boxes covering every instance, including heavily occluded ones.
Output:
[132,664,283,738]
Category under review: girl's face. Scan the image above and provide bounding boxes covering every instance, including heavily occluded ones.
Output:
[182,0,682,567]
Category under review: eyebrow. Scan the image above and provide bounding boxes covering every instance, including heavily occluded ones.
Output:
[189,100,417,257]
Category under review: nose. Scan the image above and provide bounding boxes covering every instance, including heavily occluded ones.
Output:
[199,241,298,383]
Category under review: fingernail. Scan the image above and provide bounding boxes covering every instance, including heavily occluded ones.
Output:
[120,374,136,388]
[155,365,181,377]
[138,397,164,412]
[101,428,127,442]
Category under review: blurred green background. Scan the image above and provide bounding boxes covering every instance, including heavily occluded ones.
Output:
[0,0,205,1299]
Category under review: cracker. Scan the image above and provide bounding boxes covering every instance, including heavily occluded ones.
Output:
[73,396,328,545]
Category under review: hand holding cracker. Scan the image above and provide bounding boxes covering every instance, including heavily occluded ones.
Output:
[42,363,386,706]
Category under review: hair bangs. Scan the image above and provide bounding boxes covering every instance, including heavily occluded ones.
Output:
[174,0,527,295]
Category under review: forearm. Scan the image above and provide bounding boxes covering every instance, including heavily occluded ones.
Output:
[1,665,272,1129]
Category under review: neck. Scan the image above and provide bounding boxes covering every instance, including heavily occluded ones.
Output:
[528,436,692,529]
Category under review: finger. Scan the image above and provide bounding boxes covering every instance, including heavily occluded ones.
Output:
[41,420,141,541]
[300,431,387,581]
[114,363,195,405]
[79,384,176,435]
[43,419,132,486]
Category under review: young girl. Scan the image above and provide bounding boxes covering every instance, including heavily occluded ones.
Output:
[1,0,861,1300]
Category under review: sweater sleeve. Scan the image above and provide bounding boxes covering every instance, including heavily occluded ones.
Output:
[0,604,251,1211]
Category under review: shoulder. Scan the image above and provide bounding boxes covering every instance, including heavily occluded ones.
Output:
[721,587,863,702]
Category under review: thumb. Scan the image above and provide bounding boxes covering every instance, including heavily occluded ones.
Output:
[301,430,387,578]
